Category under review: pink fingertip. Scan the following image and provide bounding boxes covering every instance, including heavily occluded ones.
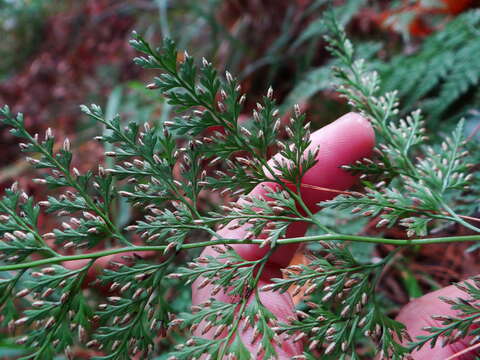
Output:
[299,112,375,211]
[229,112,375,267]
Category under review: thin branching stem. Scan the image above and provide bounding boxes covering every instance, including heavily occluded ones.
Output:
[3,233,480,272]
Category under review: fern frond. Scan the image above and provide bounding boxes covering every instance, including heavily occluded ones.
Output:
[381,10,480,121]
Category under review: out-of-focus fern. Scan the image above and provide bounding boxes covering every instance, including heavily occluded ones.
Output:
[281,42,382,111]
[380,10,480,122]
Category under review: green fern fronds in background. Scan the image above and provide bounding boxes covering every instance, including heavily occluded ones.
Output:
[283,8,480,125]
[380,10,480,122]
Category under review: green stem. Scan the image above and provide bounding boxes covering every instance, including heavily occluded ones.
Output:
[294,182,333,234]
[440,199,480,233]
[373,247,401,285]
[2,233,480,272]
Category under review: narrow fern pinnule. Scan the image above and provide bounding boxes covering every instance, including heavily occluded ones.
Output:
[0,11,480,360]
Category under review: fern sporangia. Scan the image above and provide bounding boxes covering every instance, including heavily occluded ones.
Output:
[1,10,480,360]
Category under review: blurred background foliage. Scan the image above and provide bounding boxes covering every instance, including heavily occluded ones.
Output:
[0,0,480,358]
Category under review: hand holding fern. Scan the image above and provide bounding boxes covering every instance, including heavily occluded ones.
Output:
[190,113,479,359]
[192,112,375,358]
